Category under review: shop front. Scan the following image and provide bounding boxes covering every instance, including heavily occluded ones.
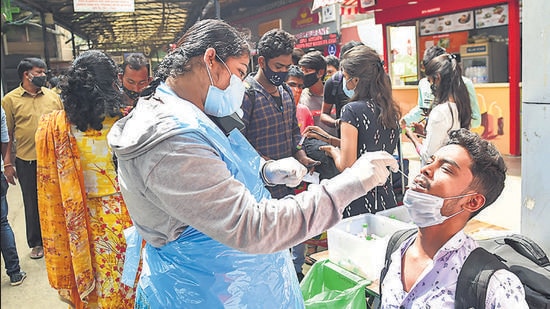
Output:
[229,0,342,61]
[369,0,521,155]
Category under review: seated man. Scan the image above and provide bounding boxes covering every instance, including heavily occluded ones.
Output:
[380,128,527,308]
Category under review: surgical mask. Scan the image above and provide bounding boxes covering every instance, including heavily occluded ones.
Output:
[29,74,47,88]
[203,55,246,117]
[122,85,140,101]
[263,61,288,86]
[342,76,355,98]
[404,189,477,228]
[303,72,318,88]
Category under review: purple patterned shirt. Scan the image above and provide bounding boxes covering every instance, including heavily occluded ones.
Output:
[381,230,528,309]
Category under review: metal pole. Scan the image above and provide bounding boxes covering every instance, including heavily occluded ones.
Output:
[215,0,220,19]
[40,11,51,68]
[71,29,76,59]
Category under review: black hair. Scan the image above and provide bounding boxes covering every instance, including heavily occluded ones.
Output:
[49,76,60,88]
[340,41,364,58]
[292,48,305,65]
[257,29,295,60]
[60,50,122,132]
[17,57,46,80]
[121,53,150,75]
[446,129,507,217]
[142,19,250,97]
[325,55,340,70]
[425,53,472,129]
[298,50,327,79]
[340,45,400,129]
[422,45,446,67]
[287,64,304,79]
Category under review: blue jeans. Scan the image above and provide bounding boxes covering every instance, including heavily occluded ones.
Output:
[1,172,21,276]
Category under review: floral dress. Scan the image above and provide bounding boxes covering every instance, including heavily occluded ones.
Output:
[36,111,137,308]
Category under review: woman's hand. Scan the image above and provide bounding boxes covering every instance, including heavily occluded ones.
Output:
[319,144,340,161]
[303,126,330,143]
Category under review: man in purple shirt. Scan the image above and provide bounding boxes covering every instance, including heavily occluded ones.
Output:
[381,128,527,308]
[241,29,318,282]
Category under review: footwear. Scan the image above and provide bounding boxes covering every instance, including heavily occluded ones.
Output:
[304,255,317,266]
[10,271,27,286]
[30,246,44,259]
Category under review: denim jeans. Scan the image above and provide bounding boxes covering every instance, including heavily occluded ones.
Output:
[1,172,22,276]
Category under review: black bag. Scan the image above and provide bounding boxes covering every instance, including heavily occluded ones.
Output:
[380,229,550,308]
[456,234,550,309]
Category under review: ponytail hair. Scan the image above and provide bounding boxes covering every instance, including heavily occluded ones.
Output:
[425,53,471,129]
[141,19,250,97]
[340,45,400,129]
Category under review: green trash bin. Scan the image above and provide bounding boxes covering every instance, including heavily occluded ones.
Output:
[300,259,371,309]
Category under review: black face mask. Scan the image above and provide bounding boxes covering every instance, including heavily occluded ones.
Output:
[263,61,288,86]
[30,75,47,88]
[123,85,140,101]
[303,72,319,88]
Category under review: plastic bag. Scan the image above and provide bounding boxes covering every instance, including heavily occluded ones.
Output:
[301,260,369,309]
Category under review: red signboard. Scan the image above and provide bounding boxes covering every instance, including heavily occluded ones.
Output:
[295,33,339,49]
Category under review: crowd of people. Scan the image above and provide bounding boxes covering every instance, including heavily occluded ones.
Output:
[1,18,527,308]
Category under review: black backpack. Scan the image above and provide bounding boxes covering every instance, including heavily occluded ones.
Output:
[380,228,550,308]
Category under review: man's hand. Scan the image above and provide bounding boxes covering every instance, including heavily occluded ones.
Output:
[3,165,17,185]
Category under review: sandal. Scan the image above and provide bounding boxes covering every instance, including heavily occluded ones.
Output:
[30,246,44,259]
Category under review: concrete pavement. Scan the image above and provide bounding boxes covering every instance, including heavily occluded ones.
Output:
[0,141,522,308]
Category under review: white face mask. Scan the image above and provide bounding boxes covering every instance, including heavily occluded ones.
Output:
[342,76,355,98]
[203,55,245,117]
[404,189,477,228]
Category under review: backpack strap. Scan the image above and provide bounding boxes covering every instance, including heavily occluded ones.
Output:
[378,228,417,308]
[330,71,343,97]
[281,82,295,106]
[455,247,508,309]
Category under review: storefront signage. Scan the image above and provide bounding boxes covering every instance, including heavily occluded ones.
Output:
[292,6,320,29]
[295,27,330,39]
[295,33,339,49]
[419,10,474,36]
[475,4,508,29]
[74,0,134,12]
[464,45,487,54]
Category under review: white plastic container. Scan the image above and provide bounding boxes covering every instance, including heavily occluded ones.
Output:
[376,206,412,224]
[327,213,415,280]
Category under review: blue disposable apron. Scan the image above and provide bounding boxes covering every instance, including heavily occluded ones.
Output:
[124,84,304,308]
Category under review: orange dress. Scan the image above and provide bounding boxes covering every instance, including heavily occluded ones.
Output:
[36,110,137,308]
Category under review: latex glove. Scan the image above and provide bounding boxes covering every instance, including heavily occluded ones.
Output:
[346,151,399,192]
[261,157,308,188]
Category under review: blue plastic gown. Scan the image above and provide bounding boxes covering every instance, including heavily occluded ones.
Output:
[124,85,304,308]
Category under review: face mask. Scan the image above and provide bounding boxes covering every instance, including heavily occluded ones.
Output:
[29,74,47,88]
[263,60,288,86]
[303,72,319,88]
[404,189,477,228]
[122,85,140,101]
[342,76,355,98]
[203,55,246,117]
[290,87,302,104]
